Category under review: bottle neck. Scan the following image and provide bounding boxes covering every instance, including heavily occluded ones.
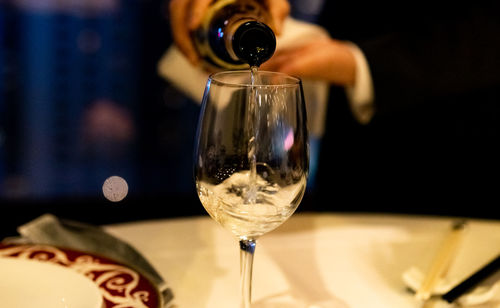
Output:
[224,18,257,62]
[194,0,275,69]
[229,20,276,67]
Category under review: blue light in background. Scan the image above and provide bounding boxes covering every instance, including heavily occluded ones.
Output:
[7,1,141,198]
[0,0,326,200]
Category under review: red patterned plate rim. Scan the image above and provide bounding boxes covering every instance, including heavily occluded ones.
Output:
[0,243,161,308]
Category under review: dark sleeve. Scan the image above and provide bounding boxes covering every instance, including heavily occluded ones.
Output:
[356,5,500,116]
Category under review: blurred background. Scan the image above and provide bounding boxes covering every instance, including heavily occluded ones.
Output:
[0,0,325,234]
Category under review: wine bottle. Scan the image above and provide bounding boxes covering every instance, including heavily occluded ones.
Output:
[193,0,276,69]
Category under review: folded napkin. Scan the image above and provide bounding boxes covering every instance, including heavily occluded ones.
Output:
[2,214,174,307]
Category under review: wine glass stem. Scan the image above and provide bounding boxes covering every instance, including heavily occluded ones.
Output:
[240,239,256,308]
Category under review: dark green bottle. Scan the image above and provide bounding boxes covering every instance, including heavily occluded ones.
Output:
[194,0,276,69]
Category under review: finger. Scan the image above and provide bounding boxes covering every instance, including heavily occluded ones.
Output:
[260,43,317,71]
[266,42,327,73]
[278,54,321,78]
[188,0,213,30]
[279,42,356,85]
[265,0,290,34]
[267,42,319,64]
[260,49,298,71]
[170,0,199,64]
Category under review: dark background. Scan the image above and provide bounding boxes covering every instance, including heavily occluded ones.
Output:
[1,0,498,238]
[0,0,203,236]
[0,0,327,237]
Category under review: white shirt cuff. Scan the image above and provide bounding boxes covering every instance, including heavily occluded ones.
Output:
[345,43,375,125]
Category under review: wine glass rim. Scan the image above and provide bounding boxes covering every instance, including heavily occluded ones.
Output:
[209,70,301,87]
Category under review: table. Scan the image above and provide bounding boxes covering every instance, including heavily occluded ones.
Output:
[104,213,500,308]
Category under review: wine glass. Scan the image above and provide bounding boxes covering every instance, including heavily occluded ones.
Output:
[194,70,309,308]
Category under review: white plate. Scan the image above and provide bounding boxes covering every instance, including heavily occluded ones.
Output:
[0,257,103,308]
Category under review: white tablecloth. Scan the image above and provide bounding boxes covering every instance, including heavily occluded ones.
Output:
[105,213,500,308]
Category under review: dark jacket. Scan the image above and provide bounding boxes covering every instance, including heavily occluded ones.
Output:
[312,3,500,217]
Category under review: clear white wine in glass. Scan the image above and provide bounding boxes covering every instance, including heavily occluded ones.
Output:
[194,70,309,308]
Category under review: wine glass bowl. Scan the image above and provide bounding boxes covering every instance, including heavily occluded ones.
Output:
[194,70,308,307]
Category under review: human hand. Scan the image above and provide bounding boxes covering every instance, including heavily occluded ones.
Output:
[169,0,290,65]
[261,38,357,86]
